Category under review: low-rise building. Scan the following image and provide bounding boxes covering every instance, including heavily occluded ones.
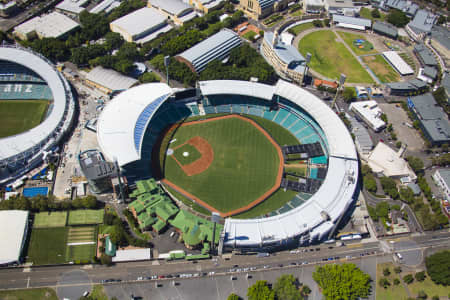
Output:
[0,210,29,265]
[78,150,116,194]
[386,79,428,96]
[373,21,398,39]
[382,51,414,76]
[190,0,224,13]
[239,0,289,20]
[13,12,80,40]
[417,66,438,84]
[406,9,437,41]
[348,115,373,157]
[414,43,438,67]
[176,28,242,73]
[382,0,418,16]
[441,71,450,102]
[332,15,371,31]
[110,7,172,44]
[367,142,416,179]
[430,26,450,67]
[85,66,139,94]
[325,0,355,15]
[56,0,90,17]
[304,0,324,14]
[0,1,18,17]
[349,100,386,132]
[407,93,450,146]
[149,0,197,25]
[433,168,450,201]
[261,31,307,84]
[90,0,121,14]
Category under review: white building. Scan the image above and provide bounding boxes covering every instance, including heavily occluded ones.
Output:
[367,142,416,179]
[13,12,80,40]
[0,210,29,265]
[433,168,450,201]
[110,7,172,43]
[382,51,414,76]
[112,248,152,262]
[349,100,386,132]
[85,66,139,95]
[56,0,90,17]
[149,0,197,25]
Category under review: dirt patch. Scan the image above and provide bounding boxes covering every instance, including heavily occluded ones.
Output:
[171,136,214,176]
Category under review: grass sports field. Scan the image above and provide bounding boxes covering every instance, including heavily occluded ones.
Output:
[288,22,314,35]
[26,227,68,265]
[34,211,67,228]
[337,31,377,55]
[0,288,58,300]
[245,115,299,146]
[160,115,281,214]
[362,55,400,83]
[68,209,104,225]
[0,100,48,138]
[298,30,374,83]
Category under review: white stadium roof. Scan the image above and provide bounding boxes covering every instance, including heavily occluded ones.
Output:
[97,83,173,166]
[0,210,29,265]
[382,51,414,75]
[0,46,70,162]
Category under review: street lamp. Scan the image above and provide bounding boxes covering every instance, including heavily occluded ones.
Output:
[331,73,346,111]
[302,52,312,86]
[164,55,170,87]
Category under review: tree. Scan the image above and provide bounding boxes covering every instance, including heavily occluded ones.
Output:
[139,72,160,83]
[301,285,311,297]
[376,201,390,219]
[227,293,241,300]
[273,274,301,300]
[417,290,427,299]
[380,113,388,123]
[379,277,390,288]
[406,156,424,173]
[425,250,450,286]
[383,267,391,276]
[415,271,426,282]
[312,20,323,27]
[431,296,439,300]
[361,164,372,176]
[403,274,414,284]
[371,8,381,18]
[363,175,377,193]
[437,15,446,25]
[100,253,112,266]
[393,278,400,285]
[394,266,402,274]
[396,141,402,148]
[342,87,356,103]
[387,9,410,27]
[104,32,124,51]
[380,177,399,199]
[247,280,275,300]
[312,263,371,300]
[323,18,330,27]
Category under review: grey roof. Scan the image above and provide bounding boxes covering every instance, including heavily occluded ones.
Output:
[437,169,450,187]
[423,66,438,79]
[407,182,421,195]
[387,79,427,90]
[258,0,276,10]
[264,32,306,66]
[177,29,241,73]
[79,151,115,180]
[86,66,138,91]
[442,71,450,97]
[332,14,372,27]
[410,93,450,143]
[373,21,398,38]
[110,7,167,37]
[431,26,450,51]
[348,116,373,151]
[150,0,193,16]
[408,9,437,34]
[414,43,438,66]
[385,0,418,16]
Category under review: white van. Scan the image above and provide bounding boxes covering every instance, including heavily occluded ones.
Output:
[396,252,403,260]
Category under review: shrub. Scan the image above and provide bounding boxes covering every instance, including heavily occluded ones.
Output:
[403,274,414,284]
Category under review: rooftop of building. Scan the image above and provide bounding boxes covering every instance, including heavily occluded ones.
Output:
[414,43,438,66]
[264,31,306,68]
[110,7,167,37]
[79,150,115,180]
[14,11,80,38]
[436,168,450,186]
[56,0,89,14]
[332,14,372,27]
[149,0,193,16]
[373,21,398,37]
[368,142,416,178]
[407,9,437,34]
[349,100,386,131]
[430,25,450,51]
[86,66,138,92]
[0,210,29,265]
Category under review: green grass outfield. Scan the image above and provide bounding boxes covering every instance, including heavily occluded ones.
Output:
[337,31,377,55]
[0,100,49,138]
[298,30,374,83]
[245,115,299,146]
[68,209,104,225]
[26,227,68,265]
[161,116,280,213]
[362,55,400,83]
[0,288,58,300]
[33,211,67,228]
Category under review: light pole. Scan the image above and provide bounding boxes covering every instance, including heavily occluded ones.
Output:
[332,73,346,111]
[302,52,311,86]
[211,212,220,255]
[164,55,170,87]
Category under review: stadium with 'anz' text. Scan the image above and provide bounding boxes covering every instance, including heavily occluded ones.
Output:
[0,45,75,184]
[97,80,359,252]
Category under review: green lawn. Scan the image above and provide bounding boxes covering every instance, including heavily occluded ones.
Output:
[26,227,68,265]
[242,31,257,41]
[362,55,400,83]
[398,52,416,70]
[298,30,374,83]
[89,285,109,300]
[376,263,409,300]
[0,288,58,300]
[161,116,281,213]
[173,143,201,165]
[407,276,450,298]
[337,31,377,55]
[33,211,67,228]
[234,189,298,219]
[0,100,49,138]
[68,209,104,225]
[66,244,96,262]
[359,7,386,21]
[67,226,96,243]
[288,22,314,35]
[263,14,284,27]
[245,115,299,146]
[290,9,303,17]
[285,165,307,177]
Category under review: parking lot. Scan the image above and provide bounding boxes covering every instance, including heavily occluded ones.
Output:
[104,256,385,300]
[378,103,424,151]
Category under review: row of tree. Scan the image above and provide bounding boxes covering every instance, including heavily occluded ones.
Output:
[0,194,98,212]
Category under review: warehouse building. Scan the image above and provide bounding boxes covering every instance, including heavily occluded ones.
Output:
[382,51,414,76]
[417,66,438,83]
[367,142,416,179]
[406,9,437,41]
[433,168,450,201]
[408,93,450,146]
[304,0,325,13]
[149,0,197,25]
[326,0,356,15]
[190,0,224,13]
[381,0,418,17]
[110,7,172,43]
[373,21,398,39]
[332,15,371,31]
[13,12,80,40]
[239,0,289,20]
[349,100,386,132]
[90,0,121,14]
[85,66,138,94]
[348,115,373,157]
[176,29,242,73]
[0,210,29,265]
[386,79,428,96]
[56,0,89,17]
[261,31,307,84]
[414,43,438,67]
[430,26,450,67]
[442,72,450,101]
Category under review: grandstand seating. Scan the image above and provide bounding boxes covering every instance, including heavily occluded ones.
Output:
[0,83,52,100]
[311,156,327,165]
[0,60,45,83]
[273,108,290,125]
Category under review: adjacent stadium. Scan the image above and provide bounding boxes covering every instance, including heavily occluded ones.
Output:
[0,45,75,184]
[97,80,358,251]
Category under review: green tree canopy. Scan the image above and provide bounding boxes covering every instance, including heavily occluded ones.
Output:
[406,156,424,173]
[227,293,241,300]
[247,280,275,300]
[273,274,301,300]
[312,263,371,300]
[425,250,450,286]
[387,9,410,27]
[342,87,356,103]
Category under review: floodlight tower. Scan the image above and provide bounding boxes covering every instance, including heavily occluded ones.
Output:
[164,55,170,87]
[332,73,346,111]
[302,52,312,86]
[211,212,221,254]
